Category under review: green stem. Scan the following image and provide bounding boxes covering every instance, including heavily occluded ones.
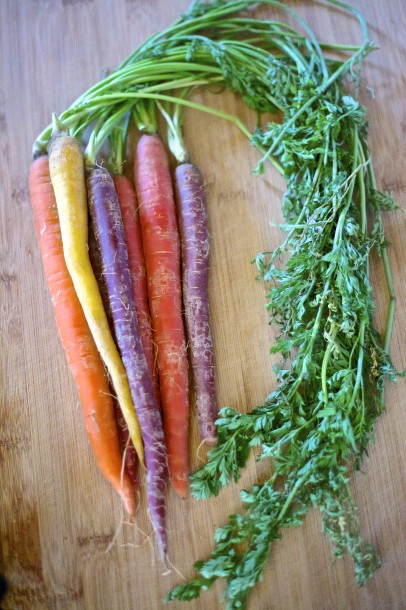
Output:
[320,42,364,52]
[333,131,359,247]
[278,473,308,520]
[367,160,396,354]
[133,98,157,134]
[114,129,123,174]
[321,341,335,403]
[83,90,284,173]
[32,56,225,152]
[358,141,367,235]
[158,100,189,163]
[348,321,365,412]
[51,113,65,133]
[109,117,129,175]
[382,253,395,354]
[322,0,370,44]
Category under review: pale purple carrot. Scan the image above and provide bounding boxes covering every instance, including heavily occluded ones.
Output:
[174,162,217,443]
[88,223,139,491]
[86,164,167,560]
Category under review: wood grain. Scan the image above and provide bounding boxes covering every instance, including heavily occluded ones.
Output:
[1,1,406,609]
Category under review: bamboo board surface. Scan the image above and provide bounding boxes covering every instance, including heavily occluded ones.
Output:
[1,1,406,609]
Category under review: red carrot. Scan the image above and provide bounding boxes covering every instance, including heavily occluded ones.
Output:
[113,405,139,489]
[134,133,190,498]
[86,164,167,559]
[113,174,160,409]
[174,162,217,442]
[29,155,136,515]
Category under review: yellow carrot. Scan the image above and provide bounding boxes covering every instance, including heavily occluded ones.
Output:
[48,130,144,465]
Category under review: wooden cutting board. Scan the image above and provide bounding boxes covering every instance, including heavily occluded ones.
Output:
[1,1,405,609]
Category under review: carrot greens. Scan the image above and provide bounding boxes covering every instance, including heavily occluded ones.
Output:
[171,124,398,605]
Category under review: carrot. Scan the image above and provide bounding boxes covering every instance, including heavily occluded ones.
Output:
[86,164,167,559]
[47,131,144,467]
[88,223,139,490]
[174,162,217,442]
[113,403,139,489]
[134,133,190,498]
[29,154,136,515]
[113,173,161,409]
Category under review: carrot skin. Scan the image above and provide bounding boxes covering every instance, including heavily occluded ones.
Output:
[86,164,167,559]
[175,163,217,442]
[113,174,161,409]
[135,134,190,498]
[29,155,136,515]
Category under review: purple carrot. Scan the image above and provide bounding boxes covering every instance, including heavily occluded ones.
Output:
[174,163,217,443]
[86,164,168,560]
[88,223,139,491]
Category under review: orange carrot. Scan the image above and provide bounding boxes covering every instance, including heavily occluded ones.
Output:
[29,155,136,515]
[113,173,161,409]
[134,133,189,498]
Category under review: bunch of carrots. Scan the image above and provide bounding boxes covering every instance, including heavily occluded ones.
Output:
[29,0,291,560]
[29,107,217,561]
